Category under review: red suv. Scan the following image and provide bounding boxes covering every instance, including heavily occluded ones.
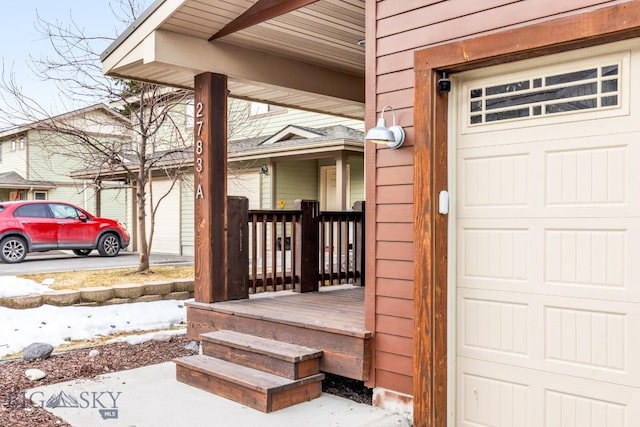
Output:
[0,201,130,263]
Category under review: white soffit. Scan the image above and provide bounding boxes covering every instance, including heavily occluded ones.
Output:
[102,0,365,119]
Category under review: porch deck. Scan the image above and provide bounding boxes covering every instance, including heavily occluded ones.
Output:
[186,286,371,381]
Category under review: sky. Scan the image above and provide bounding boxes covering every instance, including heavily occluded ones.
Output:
[0,1,153,115]
[0,275,187,358]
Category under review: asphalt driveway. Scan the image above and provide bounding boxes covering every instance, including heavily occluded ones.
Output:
[0,250,193,275]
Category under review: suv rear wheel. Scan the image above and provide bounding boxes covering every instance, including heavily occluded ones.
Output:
[72,249,92,256]
[0,236,27,263]
[97,233,120,257]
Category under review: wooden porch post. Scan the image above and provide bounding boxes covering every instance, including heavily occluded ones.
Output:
[335,152,348,210]
[226,196,249,300]
[194,72,228,303]
[294,199,319,293]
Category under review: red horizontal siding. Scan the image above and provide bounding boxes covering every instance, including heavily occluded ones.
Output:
[376,165,413,186]
[378,50,414,75]
[376,296,414,318]
[376,314,413,337]
[376,241,414,262]
[377,69,414,94]
[376,369,413,396]
[376,0,441,20]
[376,223,413,242]
[377,146,414,167]
[376,185,413,204]
[377,0,618,56]
[376,260,413,281]
[376,277,414,299]
[378,0,518,38]
[377,88,414,110]
[376,333,413,356]
[376,204,413,223]
[376,351,413,376]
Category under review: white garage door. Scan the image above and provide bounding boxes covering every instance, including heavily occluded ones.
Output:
[145,179,181,254]
[228,171,261,209]
[454,41,640,426]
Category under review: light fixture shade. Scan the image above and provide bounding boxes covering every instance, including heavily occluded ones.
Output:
[364,118,395,144]
[364,106,405,149]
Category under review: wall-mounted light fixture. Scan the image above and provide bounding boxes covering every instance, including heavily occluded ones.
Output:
[260,164,269,175]
[364,105,405,149]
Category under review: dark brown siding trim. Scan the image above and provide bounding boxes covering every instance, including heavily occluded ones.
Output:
[412,2,640,426]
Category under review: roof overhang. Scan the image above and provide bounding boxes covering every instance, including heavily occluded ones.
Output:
[70,139,363,180]
[101,0,365,119]
[0,183,56,190]
[230,139,364,162]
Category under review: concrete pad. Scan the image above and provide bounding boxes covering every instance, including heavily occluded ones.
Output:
[29,362,410,427]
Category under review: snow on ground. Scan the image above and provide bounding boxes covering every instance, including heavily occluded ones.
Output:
[0,277,187,358]
[0,276,51,298]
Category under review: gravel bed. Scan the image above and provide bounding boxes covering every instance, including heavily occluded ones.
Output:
[0,336,197,426]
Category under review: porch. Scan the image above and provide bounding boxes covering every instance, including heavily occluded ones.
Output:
[186,286,370,381]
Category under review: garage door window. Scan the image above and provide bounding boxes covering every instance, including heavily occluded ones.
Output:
[469,62,620,125]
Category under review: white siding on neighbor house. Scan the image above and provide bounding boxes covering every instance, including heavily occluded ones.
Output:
[228,160,266,209]
[230,100,364,140]
[181,175,194,256]
[146,178,181,254]
[47,184,98,212]
[27,131,86,183]
[274,160,318,209]
[179,170,264,256]
[126,186,136,252]
[260,169,271,209]
[0,139,27,177]
[99,186,127,223]
[348,155,364,205]
[228,170,261,209]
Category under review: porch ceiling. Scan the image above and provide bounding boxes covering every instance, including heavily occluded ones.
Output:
[102,0,365,119]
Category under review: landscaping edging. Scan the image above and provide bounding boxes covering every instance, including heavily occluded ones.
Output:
[0,278,195,309]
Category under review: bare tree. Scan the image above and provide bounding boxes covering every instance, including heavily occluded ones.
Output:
[0,0,193,272]
[0,0,269,272]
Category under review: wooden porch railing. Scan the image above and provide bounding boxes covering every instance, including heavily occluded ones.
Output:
[228,199,365,295]
[319,200,365,288]
[247,208,300,293]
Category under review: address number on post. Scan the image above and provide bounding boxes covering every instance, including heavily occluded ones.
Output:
[195,101,204,199]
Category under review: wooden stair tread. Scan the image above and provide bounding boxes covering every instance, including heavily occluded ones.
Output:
[200,330,322,362]
[174,355,324,393]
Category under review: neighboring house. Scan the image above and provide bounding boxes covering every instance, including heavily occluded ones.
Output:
[74,98,364,256]
[101,1,640,424]
[0,105,129,224]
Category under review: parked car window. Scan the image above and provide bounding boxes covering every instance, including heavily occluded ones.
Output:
[14,204,49,218]
[49,204,82,220]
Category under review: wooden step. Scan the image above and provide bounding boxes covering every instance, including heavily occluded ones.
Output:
[200,330,322,380]
[175,355,325,412]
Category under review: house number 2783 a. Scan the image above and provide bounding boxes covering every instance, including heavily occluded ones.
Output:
[195,101,205,200]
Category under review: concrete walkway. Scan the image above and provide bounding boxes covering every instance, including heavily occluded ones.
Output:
[29,362,411,427]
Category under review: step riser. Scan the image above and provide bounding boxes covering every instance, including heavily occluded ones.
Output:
[176,364,322,413]
[176,364,267,411]
[201,340,319,380]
